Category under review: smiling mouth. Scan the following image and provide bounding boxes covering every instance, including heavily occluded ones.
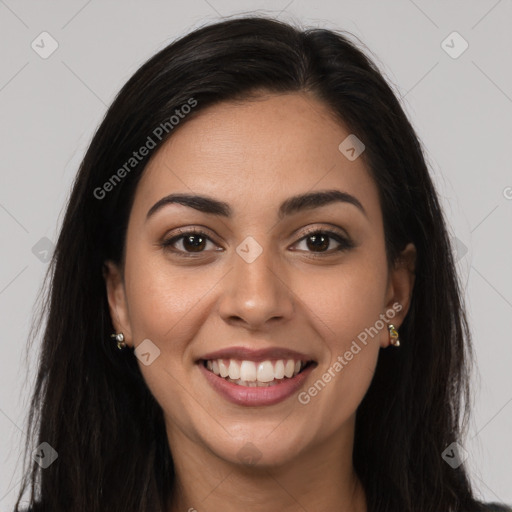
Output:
[201,358,317,387]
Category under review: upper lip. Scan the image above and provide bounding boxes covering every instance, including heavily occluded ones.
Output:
[199,346,315,363]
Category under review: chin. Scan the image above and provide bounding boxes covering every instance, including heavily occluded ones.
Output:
[195,424,312,469]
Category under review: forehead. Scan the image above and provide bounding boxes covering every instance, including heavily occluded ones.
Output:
[132,92,381,225]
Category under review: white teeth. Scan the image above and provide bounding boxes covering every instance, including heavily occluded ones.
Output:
[284,359,295,378]
[218,360,229,378]
[257,361,275,382]
[240,361,257,382]
[274,360,285,379]
[228,359,240,380]
[225,378,282,387]
[204,357,309,385]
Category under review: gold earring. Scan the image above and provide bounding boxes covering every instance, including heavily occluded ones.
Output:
[388,324,400,347]
[111,332,127,350]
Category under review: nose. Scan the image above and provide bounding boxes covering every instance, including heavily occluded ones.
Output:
[217,240,295,331]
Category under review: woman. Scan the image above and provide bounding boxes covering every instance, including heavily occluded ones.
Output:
[13,15,510,512]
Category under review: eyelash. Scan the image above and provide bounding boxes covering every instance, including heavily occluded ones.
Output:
[160,226,355,258]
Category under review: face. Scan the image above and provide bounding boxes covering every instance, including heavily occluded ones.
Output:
[105,92,416,469]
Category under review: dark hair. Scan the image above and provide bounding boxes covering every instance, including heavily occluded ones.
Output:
[13,15,509,512]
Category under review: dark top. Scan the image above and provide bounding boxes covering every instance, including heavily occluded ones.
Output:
[483,505,512,511]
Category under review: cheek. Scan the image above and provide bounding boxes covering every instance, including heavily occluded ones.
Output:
[122,254,205,423]
[292,254,387,404]
[294,254,388,342]
[124,253,210,344]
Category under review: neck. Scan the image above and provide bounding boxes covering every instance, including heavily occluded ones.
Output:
[166,418,367,512]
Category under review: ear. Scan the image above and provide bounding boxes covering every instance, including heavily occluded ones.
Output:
[103,260,133,347]
[381,242,416,348]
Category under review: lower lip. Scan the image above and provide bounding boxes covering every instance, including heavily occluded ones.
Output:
[198,362,315,407]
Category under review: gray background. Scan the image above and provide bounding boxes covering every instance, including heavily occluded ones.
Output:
[1,0,511,509]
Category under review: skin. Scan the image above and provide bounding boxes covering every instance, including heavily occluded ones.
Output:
[104,91,416,512]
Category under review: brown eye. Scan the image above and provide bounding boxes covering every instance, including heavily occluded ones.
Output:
[293,229,354,254]
[161,229,218,256]
[180,233,207,252]
[305,233,330,252]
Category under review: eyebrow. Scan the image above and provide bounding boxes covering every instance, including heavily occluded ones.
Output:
[146,189,367,221]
